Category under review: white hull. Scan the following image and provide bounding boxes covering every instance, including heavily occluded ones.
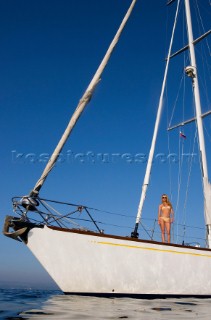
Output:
[27,225,211,297]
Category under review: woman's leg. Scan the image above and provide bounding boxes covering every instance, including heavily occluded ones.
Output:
[159,219,165,242]
[165,222,171,243]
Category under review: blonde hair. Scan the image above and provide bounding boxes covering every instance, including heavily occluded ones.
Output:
[162,194,172,208]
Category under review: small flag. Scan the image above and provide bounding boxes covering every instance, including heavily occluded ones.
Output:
[180,131,186,139]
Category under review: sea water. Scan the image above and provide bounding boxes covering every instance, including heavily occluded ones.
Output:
[1,289,211,319]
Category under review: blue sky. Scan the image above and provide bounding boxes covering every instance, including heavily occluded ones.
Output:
[0,0,211,289]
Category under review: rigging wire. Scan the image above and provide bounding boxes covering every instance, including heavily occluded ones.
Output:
[204,124,211,142]
[39,197,136,219]
[195,0,211,56]
[194,0,211,111]
[12,195,206,243]
[177,34,189,243]
[175,127,184,243]
[175,22,189,243]
[181,127,198,243]
[168,65,192,126]
[196,44,211,110]
[166,17,188,242]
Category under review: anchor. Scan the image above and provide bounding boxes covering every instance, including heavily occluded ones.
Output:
[3,215,27,242]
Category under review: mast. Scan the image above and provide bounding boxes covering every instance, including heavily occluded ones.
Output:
[131,0,181,238]
[29,0,137,197]
[184,0,211,247]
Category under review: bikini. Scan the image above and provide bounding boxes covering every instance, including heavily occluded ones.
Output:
[160,216,170,223]
[160,205,171,223]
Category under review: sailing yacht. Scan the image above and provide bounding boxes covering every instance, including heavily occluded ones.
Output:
[3,0,211,297]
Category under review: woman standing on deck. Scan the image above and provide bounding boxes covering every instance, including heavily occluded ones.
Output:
[158,194,174,243]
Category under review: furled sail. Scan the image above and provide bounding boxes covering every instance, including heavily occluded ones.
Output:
[30,0,138,197]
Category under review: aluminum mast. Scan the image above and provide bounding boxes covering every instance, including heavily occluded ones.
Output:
[131,0,181,238]
[184,0,211,247]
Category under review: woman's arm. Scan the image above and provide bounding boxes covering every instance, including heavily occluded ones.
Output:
[158,205,161,224]
[170,207,174,223]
